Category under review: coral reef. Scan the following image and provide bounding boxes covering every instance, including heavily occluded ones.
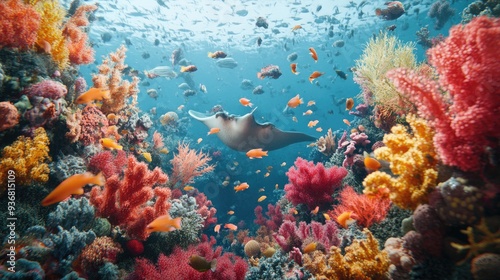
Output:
[284,157,347,210]
[428,0,455,30]
[363,115,438,210]
[0,0,41,50]
[246,251,313,280]
[273,220,339,253]
[169,142,215,188]
[0,101,20,131]
[62,4,98,65]
[47,197,95,231]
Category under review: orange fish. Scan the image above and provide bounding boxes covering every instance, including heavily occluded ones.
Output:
[146,213,182,233]
[323,213,331,221]
[239,97,253,107]
[207,127,220,135]
[292,25,302,31]
[234,182,250,192]
[41,172,105,206]
[315,127,323,132]
[214,224,221,233]
[346,98,355,110]
[224,223,238,231]
[100,138,123,150]
[343,119,351,126]
[75,87,111,104]
[290,63,299,75]
[207,51,227,59]
[309,47,318,62]
[351,128,359,134]
[227,210,235,215]
[303,110,313,116]
[309,71,324,83]
[264,172,270,178]
[180,65,198,73]
[303,242,317,254]
[308,120,319,128]
[184,185,195,191]
[287,94,303,108]
[311,206,319,215]
[307,100,316,106]
[364,152,382,171]
[358,125,366,132]
[336,211,355,228]
[246,148,268,159]
[258,195,267,202]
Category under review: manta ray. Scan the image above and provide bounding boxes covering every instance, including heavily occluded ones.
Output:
[188,108,316,152]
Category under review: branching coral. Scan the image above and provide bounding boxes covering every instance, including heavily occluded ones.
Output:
[0,127,51,190]
[0,0,41,50]
[451,218,500,265]
[92,45,140,114]
[169,142,215,188]
[303,229,390,280]
[353,32,419,117]
[62,4,98,65]
[363,115,438,210]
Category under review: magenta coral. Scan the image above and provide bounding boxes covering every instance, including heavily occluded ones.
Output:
[89,154,170,240]
[128,236,247,280]
[284,157,347,210]
[273,220,339,253]
[24,80,68,99]
[386,16,500,172]
[0,102,20,131]
[24,97,64,128]
[0,0,41,50]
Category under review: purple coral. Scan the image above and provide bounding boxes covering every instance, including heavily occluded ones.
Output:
[24,80,68,99]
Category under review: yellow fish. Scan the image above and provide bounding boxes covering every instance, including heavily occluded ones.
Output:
[142,152,152,162]
[258,195,267,202]
[146,213,182,233]
[159,148,169,154]
[100,138,122,150]
[184,186,195,191]
[42,172,105,206]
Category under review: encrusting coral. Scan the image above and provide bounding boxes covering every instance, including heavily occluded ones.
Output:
[303,228,390,280]
[0,127,51,191]
[363,114,438,210]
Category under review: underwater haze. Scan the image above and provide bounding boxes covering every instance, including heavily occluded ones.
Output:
[1,0,499,279]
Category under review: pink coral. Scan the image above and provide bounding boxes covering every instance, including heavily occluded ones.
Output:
[24,96,64,128]
[89,154,170,240]
[24,80,67,99]
[328,186,391,228]
[195,193,217,229]
[0,0,41,50]
[152,131,164,149]
[170,142,215,188]
[79,105,109,146]
[254,203,294,231]
[273,220,339,253]
[128,236,247,280]
[386,16,500,172]
[284,157,347,210]
[0,102,20,131]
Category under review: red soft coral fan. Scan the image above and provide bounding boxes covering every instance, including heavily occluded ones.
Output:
[87,150,128,178]
[273,220,339,253]
[0,0,41,50]
[62,4,98,65]
[254,203,294,231]
[128,236,247,280]
[387,16,500,172]
[284,157,347,210]
[195,193,217,229]
[89,154,170,240]
[328,186,391,228]
[170,142,215,188]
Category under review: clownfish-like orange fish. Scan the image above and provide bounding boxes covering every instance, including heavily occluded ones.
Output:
[336,211,356,228]
[287,94,303,108]
[224,223,238,231]
[246,148,268,159]
[234,182,250,192]
[207,51,227,59]
[309,71,324,83]
[75,87,111,104]
[309,47,318,62]
[345,98,355,111]
[290,63,299,75]
[41,172,105,206]
[180,65,198,73]
[239,97,253,108]
[207,127,220,135]
[146,213,182,234]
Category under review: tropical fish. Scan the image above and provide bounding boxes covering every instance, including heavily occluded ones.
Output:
[41,172,105,206]
[258,195,267,202]
[345,98,355,110]
[159,148,169,154]
[336,211,356,228]
[234,182,250,192]
[308,120,319,128]
[291,25,302,31]
[142,152,152,162]
[309,71,324,83]
[146,213,182,233]
[303,110,313,116]
[323,213,331,221]
[335,69,348,80]
[239,97,253,107]
[316,127,323,132]
[364,151,382,171]
[309,47,318,62]
[208,51,227,59]
[280,162,287,167]
[343,119,351,126]
[227,210,235,215]
[214,224,221,233]
[290,63,299,75]
[184,186,195,191]
[224,223,238,231]
[246,148,268,159]
[197,138,203,144]
[303,242,317,254]
[307,100,316,106]
[189,255,217,272]
[375,1,405,20]
[287,94,303,108]
[75,88,111,104]
[292,116,298,122]
[257,65,282,79]
[180,65,198,73]
[207,127,220,135]
[311,206,319,215]
[100,138,123,150]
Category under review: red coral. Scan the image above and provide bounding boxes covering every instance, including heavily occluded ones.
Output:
[62,4,98,65]
[273,220,339,253]
[128,236,247,280]
[328,186,391,228]
[254,203,293,231]
[0,102,20,131]
[89,155,170,240]
[87,150,128,178]
[0,0,41,50]
[387,17,500,172]
[79,105,109,146]
[284,157,347,210]
[195,193,217,229]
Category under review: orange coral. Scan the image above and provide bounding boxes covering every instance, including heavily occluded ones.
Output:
[169,142,215,188]
[303,229,390,280]
[0,127,51,192]
[62,4,98,65]
[92,45,140,114]
[0,0,41,50]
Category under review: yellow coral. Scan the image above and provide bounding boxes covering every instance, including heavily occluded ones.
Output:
[354,32,418,116]
[363,115,438,210]
[32,0,69,68]
[0,127,51,192]
[303,229,390,280]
